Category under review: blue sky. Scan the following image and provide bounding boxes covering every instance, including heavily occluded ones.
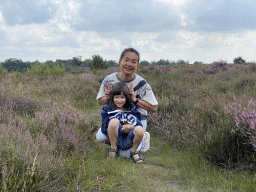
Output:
[0,0,256,63]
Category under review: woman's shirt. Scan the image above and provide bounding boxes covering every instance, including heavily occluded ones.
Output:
[97,72,158,118]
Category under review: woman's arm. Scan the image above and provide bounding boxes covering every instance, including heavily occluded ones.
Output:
[130,82,157,113]
[136,99,157,113]
[98,96,108,105]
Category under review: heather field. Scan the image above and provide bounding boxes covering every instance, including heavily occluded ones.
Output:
[0,62,256,191]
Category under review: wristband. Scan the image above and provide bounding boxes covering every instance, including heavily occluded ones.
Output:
[134,98,140,105]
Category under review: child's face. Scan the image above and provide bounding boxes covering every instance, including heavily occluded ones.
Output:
[119,52,138,76]
[113,92,126,110]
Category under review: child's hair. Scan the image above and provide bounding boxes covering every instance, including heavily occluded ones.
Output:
[109,82,132,111]
[119,48,140,63]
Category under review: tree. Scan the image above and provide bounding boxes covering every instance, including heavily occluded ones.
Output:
[155,59,173,66]
[81,59,92,68]
[1,58,31,72]
[106,60,118,68]
[176,59,186,65]
[45,60,54,67]
[140,60,150,66]
[89,55,107,70]
[72,56,82,66]
[193,61,201,65]
[233,56,246,64]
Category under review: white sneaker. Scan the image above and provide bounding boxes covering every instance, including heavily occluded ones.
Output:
[140,132,150,152]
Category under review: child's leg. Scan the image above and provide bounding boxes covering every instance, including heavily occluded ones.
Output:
[107,119,119,156]
[130,126,144,162]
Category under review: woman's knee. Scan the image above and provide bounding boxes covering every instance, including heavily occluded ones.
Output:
[134,126,144,137]
[96,128,108,143]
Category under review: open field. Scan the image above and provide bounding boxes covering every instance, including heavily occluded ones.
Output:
[0,63,255,191]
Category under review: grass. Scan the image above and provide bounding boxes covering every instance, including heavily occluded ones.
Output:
[0,64,256,191]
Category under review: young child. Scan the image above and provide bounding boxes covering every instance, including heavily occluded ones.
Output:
[101,82,145,162]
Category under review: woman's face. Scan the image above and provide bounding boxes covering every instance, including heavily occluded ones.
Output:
[119,52,139,76]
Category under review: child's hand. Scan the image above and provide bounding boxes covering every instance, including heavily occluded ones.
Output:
[129,82,136,102]
[122,123,133,136]
[122,123,133,129]
[104,82,112,100]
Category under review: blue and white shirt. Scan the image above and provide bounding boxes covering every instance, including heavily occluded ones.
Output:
[101,103,142,135]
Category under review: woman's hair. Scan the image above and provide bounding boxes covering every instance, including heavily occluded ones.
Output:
[119,48,140,63]
[109,82,132,110]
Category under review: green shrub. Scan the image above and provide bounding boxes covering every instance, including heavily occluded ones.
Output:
[27,63,66,76]
[0,158,47,191]
[71,85,97,110]
[203,129,256,170]
[0,66,7,75]
[10,71,21,78]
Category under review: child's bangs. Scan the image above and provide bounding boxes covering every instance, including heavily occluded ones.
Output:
[112,89,122,96]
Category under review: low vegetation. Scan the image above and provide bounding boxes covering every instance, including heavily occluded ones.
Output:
[0,62,255,191]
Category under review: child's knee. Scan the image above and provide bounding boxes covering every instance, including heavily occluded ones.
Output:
[134,126,144,137]
[108,119,119,129]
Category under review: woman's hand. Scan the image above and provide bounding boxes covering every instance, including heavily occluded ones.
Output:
[129,82,137,102]
[104,82,112,100]
[129,82,157,112]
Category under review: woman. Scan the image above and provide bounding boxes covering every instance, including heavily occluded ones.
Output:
[96,48,158,162]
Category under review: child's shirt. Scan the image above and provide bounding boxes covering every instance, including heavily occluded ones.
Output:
[101,103,142,135]
[96,72,158,119]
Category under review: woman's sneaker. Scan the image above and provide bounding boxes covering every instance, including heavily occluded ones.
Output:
[141,132,150,152]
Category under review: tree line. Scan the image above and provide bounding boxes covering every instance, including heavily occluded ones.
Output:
[0,55,248,73]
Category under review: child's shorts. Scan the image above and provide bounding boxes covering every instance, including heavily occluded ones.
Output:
[96,127,143,157]
[116,126,136,150]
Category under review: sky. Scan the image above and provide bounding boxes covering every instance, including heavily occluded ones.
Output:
[0,0,256,64]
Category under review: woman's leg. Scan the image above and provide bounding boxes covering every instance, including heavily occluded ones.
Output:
[140,119,147,131]
[140,119,150,152]
[96,128,108,143]
[107,119,119,157]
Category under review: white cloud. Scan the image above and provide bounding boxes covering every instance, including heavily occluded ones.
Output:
[131,32,158,50]
[56,23,72,33]
[1,0,256,64]
[0,10,6,27]
[87,0,101,4]
[180,14,188,27]
[48,0,81,25]
[157,0,188,7]
[136,29,256,63]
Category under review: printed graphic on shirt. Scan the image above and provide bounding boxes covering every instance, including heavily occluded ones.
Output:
[109,113,138,126]
[126,114,138,126]
[135,83,151,99]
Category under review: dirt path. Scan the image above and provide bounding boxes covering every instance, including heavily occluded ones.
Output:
[144,163,185,192]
